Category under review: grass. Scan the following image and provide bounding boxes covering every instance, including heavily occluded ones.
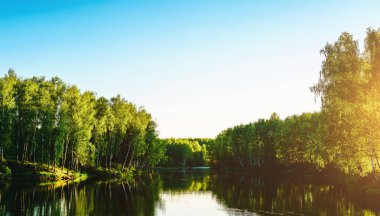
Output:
[2,160,141,184]
[5,160,87,182]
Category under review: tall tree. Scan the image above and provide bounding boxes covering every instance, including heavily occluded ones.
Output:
[0,69,17,162]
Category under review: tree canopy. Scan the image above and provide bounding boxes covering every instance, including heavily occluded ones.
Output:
[0,71,165,171]
[211,28,380,176]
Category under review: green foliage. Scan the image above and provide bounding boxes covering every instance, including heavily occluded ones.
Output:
[88,165,135,180]
[312,28,380,175]
[160,138,209,167]
[0,70,17,159]
[0,165,11,178]
[3,28,380,179]
[0,71,164,174]
[278,113,323,166]
[211,28,380,177]
[210,113,284,168]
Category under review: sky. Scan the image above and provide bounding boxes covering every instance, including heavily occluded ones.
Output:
[0,0,379,138]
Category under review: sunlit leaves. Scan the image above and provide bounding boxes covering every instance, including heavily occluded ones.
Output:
[0,71,163,171]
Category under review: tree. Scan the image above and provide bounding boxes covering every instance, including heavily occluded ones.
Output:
[0,69,17,162]
[311,29,380,175]
[278,113,323,167]
[0,70,163,173]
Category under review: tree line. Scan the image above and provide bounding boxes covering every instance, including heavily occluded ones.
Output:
[0,71,166,171]
[158,138,211,167]
[209,113,321,168]
[2,28,380,176]
[210,28,380,176]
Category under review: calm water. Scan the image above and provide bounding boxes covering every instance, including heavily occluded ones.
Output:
[1,171,380,215]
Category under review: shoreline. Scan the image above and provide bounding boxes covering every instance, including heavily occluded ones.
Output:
[2,161,380,197]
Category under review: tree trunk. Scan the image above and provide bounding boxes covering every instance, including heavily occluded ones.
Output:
[105,154,108,169]
[109,154,113,169]
[128,149,135,168]
[16,126,20,162]
[370,142,380,170]
[61,136,68,169]
[96,149,100,166]
[47,135,51,169]
[122,155,128,171]
[237,155,244,168]
[370,154,376,173]
[71,145,74,171]
[106,140,111,169]
[122,143,132,171]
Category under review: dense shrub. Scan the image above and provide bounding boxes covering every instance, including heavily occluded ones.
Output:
[0,165,12,178]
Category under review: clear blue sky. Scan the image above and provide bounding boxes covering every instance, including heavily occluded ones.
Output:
[1,0,379,138]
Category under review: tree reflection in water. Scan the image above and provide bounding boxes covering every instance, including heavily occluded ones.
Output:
[0,171,379,215]
[0,177,161,216]
[209,173,380,215]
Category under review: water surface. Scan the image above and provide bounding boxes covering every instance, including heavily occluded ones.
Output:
[0,171,379,215]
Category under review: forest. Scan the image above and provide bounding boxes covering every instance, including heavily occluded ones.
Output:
[1,28,380,180]
[158,138,211,167]
[0,71,166,175]
[210,28,380,177]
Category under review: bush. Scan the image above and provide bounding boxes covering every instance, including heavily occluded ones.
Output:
[86,165,137,180]
[0,165,12,178]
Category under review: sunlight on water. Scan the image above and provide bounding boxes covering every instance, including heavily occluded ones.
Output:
[156,192,258,216]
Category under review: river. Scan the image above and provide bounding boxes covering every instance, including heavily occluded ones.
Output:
[0,170,379,215]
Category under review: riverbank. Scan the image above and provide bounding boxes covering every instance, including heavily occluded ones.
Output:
[1,160,87,181]
[0,160,140,183]
[2,160,380,198]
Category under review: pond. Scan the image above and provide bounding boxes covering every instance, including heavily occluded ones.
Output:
[0,170,379,215]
